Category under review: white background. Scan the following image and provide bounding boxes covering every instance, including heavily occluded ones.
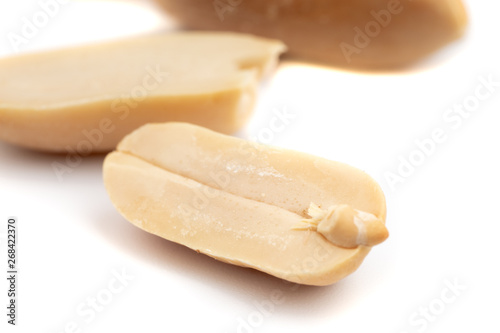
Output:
[1,0,499,332]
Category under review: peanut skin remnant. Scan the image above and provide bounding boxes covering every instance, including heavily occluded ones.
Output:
[154,0,467,69]
[0,33,285,152]
[103,122,388,286]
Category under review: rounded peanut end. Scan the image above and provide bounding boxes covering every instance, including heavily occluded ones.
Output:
[445,0,469,39]
[313,204,388,249]
[364,218,389,247]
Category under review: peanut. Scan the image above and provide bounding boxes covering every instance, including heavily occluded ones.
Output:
[0,33,285,152]
[103,122,388,286]
[154,0,467,69]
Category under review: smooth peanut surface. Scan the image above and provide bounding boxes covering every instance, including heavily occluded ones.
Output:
[103,122,388,286]
[0,32,285,152]
[155,0,467,69]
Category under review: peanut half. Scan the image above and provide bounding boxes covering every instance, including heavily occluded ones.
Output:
[103,122,388,286]
[0,33,285,152]
[154,0,467,69]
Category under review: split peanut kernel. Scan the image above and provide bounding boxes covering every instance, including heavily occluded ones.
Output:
[103,122,388,286]
[0,32,285,152]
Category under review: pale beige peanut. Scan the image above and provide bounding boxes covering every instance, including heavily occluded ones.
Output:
[103,122,388,286]
[154,0,467,69]
[0,32,285,152]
